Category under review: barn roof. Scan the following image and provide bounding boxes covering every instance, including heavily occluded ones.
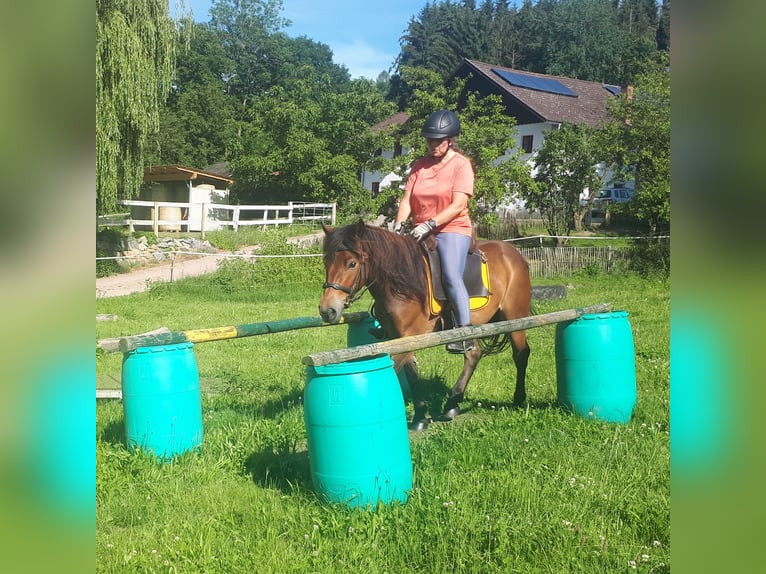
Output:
[450,58,619,127]
[143,165,234,186]
[371,111,411,133]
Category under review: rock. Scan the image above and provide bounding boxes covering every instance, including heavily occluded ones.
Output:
[531,285,568,300]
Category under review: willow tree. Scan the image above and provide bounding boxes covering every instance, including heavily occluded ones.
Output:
[96,0,183,214]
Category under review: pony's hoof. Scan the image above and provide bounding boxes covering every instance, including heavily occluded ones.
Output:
[408,419,430,431]
[435,407,461,422]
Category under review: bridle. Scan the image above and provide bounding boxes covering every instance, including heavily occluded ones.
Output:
[322,247,370,307]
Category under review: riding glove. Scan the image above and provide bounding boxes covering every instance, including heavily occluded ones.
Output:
[411,219,436,241]
[394,222,403,234]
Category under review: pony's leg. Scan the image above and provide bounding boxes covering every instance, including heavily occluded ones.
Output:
[436,343,481,421]
[394,352,429,431]
[510,331,530,406]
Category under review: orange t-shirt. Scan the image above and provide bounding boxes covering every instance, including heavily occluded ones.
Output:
[404,151,474,236]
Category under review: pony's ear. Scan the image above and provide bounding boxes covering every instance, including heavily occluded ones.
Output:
[321,222,333,235]
[354,219,366,235]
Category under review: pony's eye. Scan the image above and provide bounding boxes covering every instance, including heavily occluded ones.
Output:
[349,261,357,269]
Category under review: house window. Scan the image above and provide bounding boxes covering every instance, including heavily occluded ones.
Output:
[371,182,380,195]
[521,135,533,154]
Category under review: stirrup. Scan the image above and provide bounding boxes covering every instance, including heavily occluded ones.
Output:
[446,338,473,354]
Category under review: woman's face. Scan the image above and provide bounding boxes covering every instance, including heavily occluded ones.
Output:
[426,137,450,159]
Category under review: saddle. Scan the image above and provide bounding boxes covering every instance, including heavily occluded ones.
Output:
[420,235,491,318]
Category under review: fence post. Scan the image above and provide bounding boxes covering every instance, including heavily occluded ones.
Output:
[288,201,294,225]
[201,202,208,240]
[152,201,159,237]
[331,203,337,225]
[233,204,240,232]
[607,245,613,273]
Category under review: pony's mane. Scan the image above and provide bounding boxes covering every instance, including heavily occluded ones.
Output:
[325,223,427,304]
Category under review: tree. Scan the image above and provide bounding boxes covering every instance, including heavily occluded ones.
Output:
[148,22,242,168]
[233,74,396,218]
[541,0,623,83]
[526,123,604,242]
[208,0,290,106]
[396,1,484,79]
[96,0,185,214]
[656,0,670,52]
[600,55,670,233]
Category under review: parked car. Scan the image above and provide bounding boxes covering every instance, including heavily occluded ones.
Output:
[593,186,635,207]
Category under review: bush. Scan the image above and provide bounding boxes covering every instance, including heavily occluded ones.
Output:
[96,227,126,277]
[475,212,520,240]
[628,237,670,277]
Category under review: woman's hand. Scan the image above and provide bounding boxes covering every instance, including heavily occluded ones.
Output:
[411,219,435,241]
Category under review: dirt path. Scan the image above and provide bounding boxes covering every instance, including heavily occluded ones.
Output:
[96,248,258,298]
[96,231,325,298]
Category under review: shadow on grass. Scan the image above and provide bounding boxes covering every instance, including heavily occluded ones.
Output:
[405,377,561,419]
[100,419,126,445]
[244,448,313,494]
[206,387,305,420]
[404,375,450,419]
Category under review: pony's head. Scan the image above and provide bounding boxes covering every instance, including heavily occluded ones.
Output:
[318,221,426,323]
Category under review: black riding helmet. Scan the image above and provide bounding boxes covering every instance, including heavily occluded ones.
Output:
[421,109,461,139]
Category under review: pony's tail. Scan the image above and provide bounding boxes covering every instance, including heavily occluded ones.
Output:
[478,333,513,356]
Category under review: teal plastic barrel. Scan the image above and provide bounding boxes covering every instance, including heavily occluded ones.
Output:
[346,315,384,347]
[346,316,411,399]
[304,354,413,508]
[555,311,637,424]
[121,342,203,458]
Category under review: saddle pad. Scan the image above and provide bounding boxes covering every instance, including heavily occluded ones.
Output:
[424,249,491,316]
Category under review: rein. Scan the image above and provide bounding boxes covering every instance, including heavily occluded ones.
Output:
[322,248,371,307]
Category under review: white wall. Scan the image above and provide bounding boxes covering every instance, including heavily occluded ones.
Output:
[188,184,230,231]
[361,149,407,191]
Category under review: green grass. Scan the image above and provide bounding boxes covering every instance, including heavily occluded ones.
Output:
[97,270,669,573]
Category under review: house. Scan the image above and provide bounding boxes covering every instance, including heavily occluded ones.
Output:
[138,164,234,232]
[362,112,411,193]
[362,58,622,200]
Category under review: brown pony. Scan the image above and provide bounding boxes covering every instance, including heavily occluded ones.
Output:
[318,221,531,429]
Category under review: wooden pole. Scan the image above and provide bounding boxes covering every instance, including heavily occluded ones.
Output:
[302,304,611,367]
[97,327,171,354]
[115,311,371,354]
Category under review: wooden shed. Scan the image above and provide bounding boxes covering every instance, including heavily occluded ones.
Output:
[137,164,234,232]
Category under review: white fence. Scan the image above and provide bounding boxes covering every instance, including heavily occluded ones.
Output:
[97,200,336,237]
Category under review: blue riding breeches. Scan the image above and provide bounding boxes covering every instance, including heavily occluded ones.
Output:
[435,232,472,326]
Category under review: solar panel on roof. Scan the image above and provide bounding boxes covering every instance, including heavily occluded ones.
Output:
[604,84,621,95]
[491,68,577,97]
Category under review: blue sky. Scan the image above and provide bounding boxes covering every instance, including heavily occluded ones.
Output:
[183,0,430,80]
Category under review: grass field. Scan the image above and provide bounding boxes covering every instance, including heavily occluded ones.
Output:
[96,256,669,573]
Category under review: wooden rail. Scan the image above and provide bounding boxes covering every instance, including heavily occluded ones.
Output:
[98,312,371,354]
[302,304,611,367]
